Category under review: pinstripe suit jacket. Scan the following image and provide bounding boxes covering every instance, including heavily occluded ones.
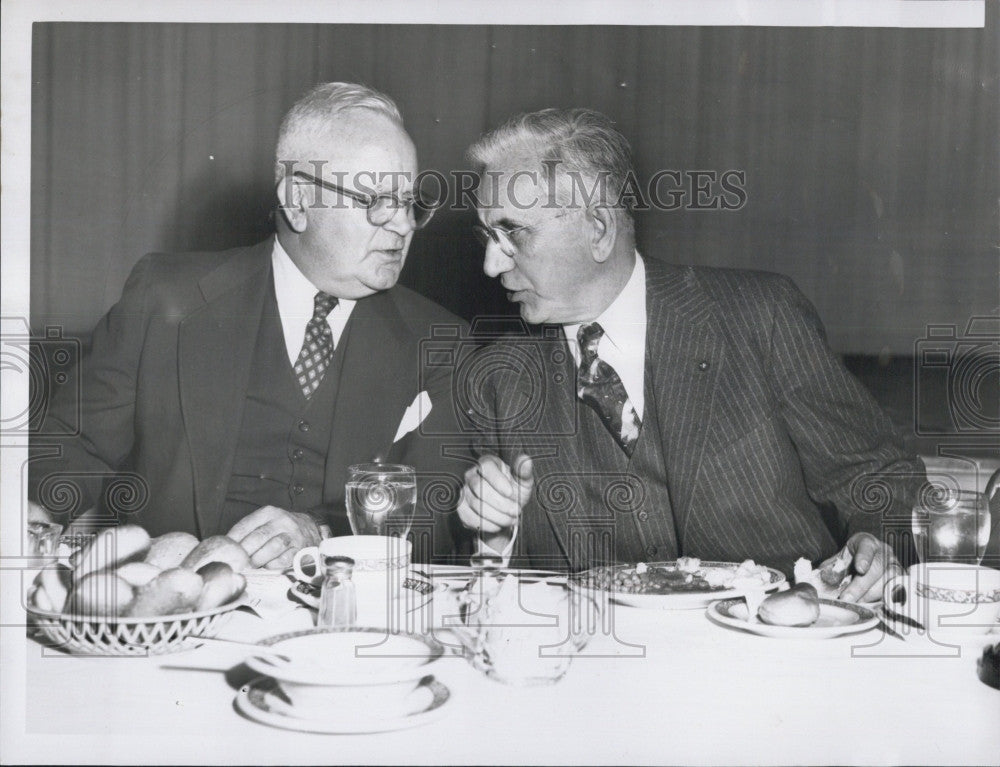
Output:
[479,257,921,575]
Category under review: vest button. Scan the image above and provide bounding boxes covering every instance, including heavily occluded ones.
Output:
[291,448,304,460]
[292,484,304,495]
[646,544,658,557]
[298,420,310,432]
[637,510,649,522]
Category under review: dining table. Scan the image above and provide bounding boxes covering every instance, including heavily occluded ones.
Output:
[6,564,1000,766]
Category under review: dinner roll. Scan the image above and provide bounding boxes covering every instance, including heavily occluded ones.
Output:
[116,561,162,588]
[144,531,199,570]
[66,573,135,617]
[757,583,821,627]
[72,525,151,580]
[181,535,251,573]
[194,561,247,611]
[31,562,73,612]
[124,567,203,617]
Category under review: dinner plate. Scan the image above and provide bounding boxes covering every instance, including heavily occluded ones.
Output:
[707,597,879,638]
[570,561,786,610]
[245,627,444,686]
[234,675,451,734]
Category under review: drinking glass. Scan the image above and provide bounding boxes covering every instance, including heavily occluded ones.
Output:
[345,463,417,538]
[912,483,991,564]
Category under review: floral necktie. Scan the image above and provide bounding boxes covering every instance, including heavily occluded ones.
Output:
[576,322,642,456]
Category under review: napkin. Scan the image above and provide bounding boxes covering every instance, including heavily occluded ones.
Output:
[241,570,306,621]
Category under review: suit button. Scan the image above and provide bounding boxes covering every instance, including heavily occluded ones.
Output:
[298,420,310,432]
[291,448,304,460]
[637,510,649,522]
[292,484,304,495]
[646,545,658,557]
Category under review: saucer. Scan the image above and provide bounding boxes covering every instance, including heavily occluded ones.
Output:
[708,597,879,639]
[234,675,451,734]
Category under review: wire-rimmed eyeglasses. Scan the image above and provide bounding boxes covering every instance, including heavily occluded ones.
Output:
[292,171,437,229]
[472,208,577,256]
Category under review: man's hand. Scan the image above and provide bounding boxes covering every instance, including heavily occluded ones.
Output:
[457,454,533,552]
[829,532,902,603]
[227,506,322,570]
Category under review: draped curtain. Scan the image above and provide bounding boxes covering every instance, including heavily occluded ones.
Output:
[30,22,998,354]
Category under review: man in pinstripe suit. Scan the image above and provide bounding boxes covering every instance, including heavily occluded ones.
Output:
[456,108,922,599]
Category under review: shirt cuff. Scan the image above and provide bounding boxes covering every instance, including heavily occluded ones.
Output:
[475,527,519,567]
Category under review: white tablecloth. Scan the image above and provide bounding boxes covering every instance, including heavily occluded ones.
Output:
[5,571,1000,766]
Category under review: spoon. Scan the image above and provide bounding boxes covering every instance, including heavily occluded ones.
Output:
[194,635,292,664]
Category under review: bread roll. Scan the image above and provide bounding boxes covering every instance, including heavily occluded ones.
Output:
[194,561,247,611]
[124,567,203,617]
[181,535,251,573]
[72,525,151,580]
[116,561,162,588]
[144,531,199,570]
[757,583,821,627]
[66,573,135,617]
[31,563,73,612]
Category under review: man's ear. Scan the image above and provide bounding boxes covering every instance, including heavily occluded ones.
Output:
[275,173,309,233]
[588,205,617,264]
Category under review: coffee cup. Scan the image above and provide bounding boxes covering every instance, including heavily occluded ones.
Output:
[883,563,1000,637]
[293,535,411,582]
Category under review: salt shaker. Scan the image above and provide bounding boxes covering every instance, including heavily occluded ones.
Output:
[318,555,357,628]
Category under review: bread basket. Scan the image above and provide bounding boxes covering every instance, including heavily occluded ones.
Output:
[26,598,244,656]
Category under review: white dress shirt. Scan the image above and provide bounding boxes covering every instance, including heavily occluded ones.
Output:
[480,253,649,564]
[562,254,647,420]
[271,238,356,366]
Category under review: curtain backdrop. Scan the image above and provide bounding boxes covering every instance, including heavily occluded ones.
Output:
[30,21,998,354]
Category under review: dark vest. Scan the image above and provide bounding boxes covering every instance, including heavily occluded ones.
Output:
[217,281,346,534]
[564,352,679,569]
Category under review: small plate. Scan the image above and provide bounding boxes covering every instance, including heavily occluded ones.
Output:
[708,597,879,638]
[571,561,786,610]
[234,675,451,734]
[245,627,443,686]
[287,571,437,611]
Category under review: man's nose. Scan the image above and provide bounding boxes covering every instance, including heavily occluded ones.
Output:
[381,203,416,237]
[483,241,514,277]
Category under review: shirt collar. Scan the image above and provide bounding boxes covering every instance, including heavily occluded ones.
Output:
[271,236,357,319]
[563,252,646,354]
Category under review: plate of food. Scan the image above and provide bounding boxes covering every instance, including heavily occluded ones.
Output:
[707,586,879,639]
[569,558,784,609]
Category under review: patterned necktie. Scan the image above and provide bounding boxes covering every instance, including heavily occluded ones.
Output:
[293,291,338,399]
[576,322,642,456]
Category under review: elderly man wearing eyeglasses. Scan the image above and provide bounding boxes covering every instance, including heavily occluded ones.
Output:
[457,108,924,599]
[28,82,468,568]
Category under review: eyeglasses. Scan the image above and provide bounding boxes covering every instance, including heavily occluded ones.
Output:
[292,171,437,229]
[473,208,576,256]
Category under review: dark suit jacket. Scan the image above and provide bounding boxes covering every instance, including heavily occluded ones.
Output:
[478,257,923,574]
[29,238,470,560]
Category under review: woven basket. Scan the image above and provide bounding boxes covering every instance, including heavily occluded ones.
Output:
[27,599,243,656]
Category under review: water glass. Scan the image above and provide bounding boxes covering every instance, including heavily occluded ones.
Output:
[345,463,417,538]
[912,484,991,564]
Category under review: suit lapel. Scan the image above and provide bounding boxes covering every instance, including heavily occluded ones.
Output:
[644,259,725,540]
[178,240,272,536]
[323,290,414,499]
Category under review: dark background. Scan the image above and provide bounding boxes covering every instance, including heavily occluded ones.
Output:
[31,20,998,356]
